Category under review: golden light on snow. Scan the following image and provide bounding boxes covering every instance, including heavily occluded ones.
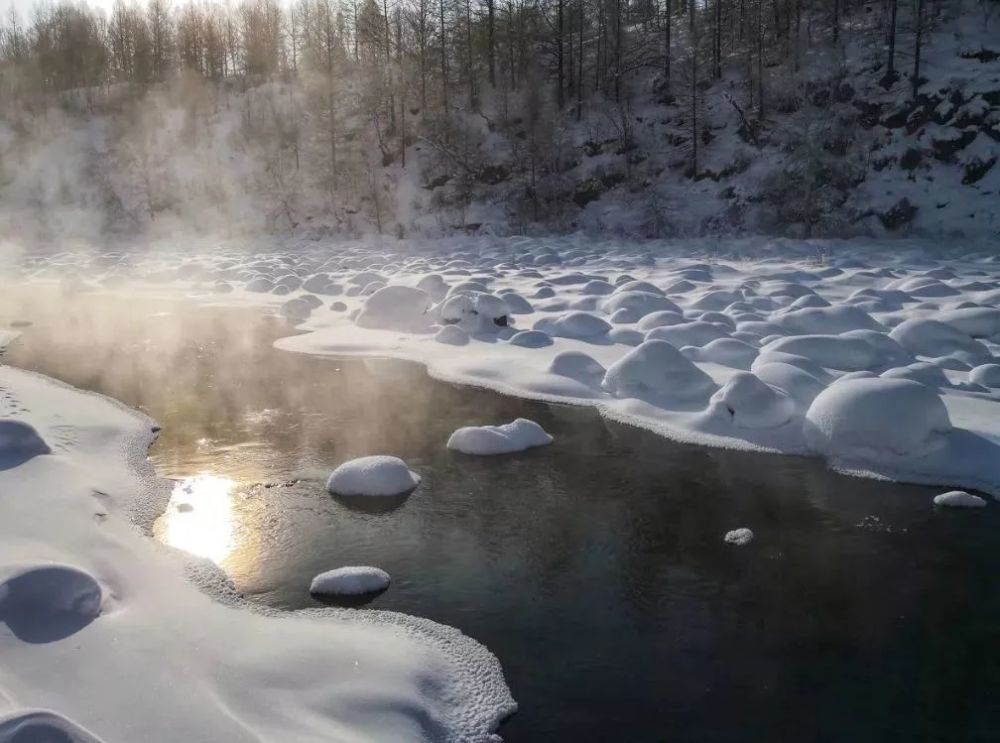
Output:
[158,474,236,564]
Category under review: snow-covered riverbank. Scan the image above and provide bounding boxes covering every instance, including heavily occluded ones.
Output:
[9,236,1000,497]
[0,364,514,742]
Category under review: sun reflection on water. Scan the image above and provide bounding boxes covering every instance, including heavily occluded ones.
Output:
[157,474,236,564]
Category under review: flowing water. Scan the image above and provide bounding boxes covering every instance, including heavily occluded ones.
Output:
[2,286,998,742]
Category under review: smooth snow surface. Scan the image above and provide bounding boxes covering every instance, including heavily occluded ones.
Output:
[933,491,987,508]
[724,528,755,546]
[9,236,1000,498]
[0,366,514,742]
[447,419,553,456]
[326,455,421,497]
[310,567,391,595]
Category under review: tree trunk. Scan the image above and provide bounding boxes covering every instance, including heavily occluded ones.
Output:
[886,0,897,78]
[912,0,924,98]
[440,0,449,112]
[487,0,496,86]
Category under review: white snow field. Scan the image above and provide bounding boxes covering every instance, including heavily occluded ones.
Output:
[310,567,392,596]
[326,455,421,496]
[7,234,1000,501]
[447,419,553,456]
[0,366,514,742]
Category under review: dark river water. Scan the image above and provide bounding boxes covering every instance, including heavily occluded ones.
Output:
[2,287,999,743]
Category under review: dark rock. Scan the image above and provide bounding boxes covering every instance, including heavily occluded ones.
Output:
[478,164,509,185]
[835,82,855,103]
[931,130,977,162]
[811,88,831,107]
[582,140,602,157]
[573,179,603,208]
[960,48,1000,62]
[962,156,997,185]
[879,198,918,230]
[854,100,882,128]
[424,174,451,190]
[900,148,923,170]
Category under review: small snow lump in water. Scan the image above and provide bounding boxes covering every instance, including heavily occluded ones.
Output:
[326,456,421,497]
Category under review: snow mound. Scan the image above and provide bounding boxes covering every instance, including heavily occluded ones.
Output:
[804,378,952,460]
[502,293,534,314]
[601,291,680,318]
[535,312,611,340]
[969,364,1000,388]
[447,419,553,455]
[936,307,1000,338]
[0,564,103,643]
[762,335,879,372]
[508,330,553,348]
[752,362,827,407]
[0,710,105,743]
[645,321,730,348]
[309,567,391,595]
[326,456,421,496]
[724,528,754,546]
[0,420,51,470]
[682,338,759,369]
[355,286,432,332]
[602,340,717,403]
[933,490,987,508]
[889,318,990,360]
[548,351,606,385]
[636,310,686,331]
[435,325,470,345]
[708,373,796,429]
[777,305,883,335]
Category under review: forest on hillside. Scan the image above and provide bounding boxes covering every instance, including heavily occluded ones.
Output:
[0,0,998,240]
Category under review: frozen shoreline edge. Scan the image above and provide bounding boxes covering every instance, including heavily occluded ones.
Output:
[0,363,517,742]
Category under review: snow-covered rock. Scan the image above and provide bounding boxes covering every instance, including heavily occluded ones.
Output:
[508,330,553,348]
[535,312,612,340]
[889,318,990,360]
[435,325,470,345]
[933,490,987,508]
[310,567,391,595]
[708,373,796,429]
[548,351,606,385]
[602,340,717,403]
[326,456,421,496]
[724,528,754,546]
[804,378,952,460]
[447,419,553,455]
[355,285,433,331]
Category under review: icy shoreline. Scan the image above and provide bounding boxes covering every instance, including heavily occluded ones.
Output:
[0,365,515,742]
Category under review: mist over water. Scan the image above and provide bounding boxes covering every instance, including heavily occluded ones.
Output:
[4,285,1000,742]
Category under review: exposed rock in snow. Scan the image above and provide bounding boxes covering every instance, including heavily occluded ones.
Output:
[724,528,754,546]
[447,418,553,455]
[933,490,987,508]
[804,378,952,460]
[602,340,717,403]
[326,456,421,496]
[309,567,391,595]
